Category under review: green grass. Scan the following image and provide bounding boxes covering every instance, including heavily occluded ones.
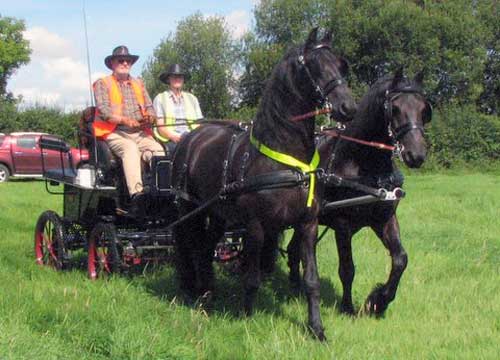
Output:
[0,174,499,359]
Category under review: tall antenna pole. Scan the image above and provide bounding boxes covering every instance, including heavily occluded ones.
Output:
[83,0,94,106]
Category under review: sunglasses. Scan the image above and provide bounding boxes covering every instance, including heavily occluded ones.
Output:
[115,58,132,65]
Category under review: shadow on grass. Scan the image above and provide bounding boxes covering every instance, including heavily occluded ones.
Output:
[137,257,346,323]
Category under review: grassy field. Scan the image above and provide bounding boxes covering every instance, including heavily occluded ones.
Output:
[0,174,499,359]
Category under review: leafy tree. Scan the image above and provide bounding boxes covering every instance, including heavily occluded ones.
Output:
[477,1,500,114]
[242,0,492,107]
[142,13,239,118]
[0,14,31,97]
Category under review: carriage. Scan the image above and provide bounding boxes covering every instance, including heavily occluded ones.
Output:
[33,108,243,279]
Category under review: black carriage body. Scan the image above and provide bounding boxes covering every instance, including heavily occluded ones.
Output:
[63,183,118,225]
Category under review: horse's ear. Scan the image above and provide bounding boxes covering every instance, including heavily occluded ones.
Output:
[321,29,333,45]
[391,66,404,89]
[414,70,425,86]
[338,57,349,78]
[305,27,319,49]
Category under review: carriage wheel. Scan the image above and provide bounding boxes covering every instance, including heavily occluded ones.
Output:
[34,210,65,270]
[87,222,122,280]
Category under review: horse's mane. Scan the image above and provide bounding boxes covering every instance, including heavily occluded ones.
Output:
[252,44,320,148]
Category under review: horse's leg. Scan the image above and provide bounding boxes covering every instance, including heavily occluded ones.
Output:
[174,202,199,298]
[195,215,224,301]
[287,230,302,293]
[260,230,281,276]
[242,218,265,316]
[365,214,408,316]
[297,219,326,341]
[334,221,356,315]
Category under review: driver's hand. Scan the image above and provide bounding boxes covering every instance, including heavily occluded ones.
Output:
[141,115,155,125]
[122,118,141,128]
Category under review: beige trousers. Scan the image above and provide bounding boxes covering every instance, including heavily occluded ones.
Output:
[106,130,165,196]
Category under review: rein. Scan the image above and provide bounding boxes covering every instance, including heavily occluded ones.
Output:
[322,129,396,152]
[291,108,332,122]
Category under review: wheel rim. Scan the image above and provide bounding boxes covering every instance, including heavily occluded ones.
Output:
[35,219,59,267]
[88,226,113,279]
[0,169,6,182]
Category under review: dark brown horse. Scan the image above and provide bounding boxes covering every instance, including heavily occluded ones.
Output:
[287,68,432,316]
[171,28,357,341]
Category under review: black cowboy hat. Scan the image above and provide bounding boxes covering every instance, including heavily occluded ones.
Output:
[104,45,139,70]
[159,64,186,84]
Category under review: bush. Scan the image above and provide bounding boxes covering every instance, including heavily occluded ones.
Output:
[426,105,500,168]
[0,104,80,145]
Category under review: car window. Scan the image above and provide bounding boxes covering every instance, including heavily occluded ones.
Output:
[16,137,37,149]
[0,136,4,147]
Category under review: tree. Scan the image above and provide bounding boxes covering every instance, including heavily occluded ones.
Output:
[142,13,239,118]
[241,0,492,107]
[0,14,31,97]
[477,1,500,114]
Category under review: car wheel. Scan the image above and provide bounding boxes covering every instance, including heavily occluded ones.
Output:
[0,164,10,183]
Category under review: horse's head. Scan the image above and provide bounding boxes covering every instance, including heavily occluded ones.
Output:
[298,28,357,122]
[383,68,432,168]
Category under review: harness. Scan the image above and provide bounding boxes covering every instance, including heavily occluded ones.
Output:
[249,131,320,207]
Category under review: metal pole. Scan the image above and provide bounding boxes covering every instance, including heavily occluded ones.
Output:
[83,0,94,106]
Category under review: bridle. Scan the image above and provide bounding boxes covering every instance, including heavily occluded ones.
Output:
[297,43,347,111]
[322,84,432,169]
[384,87,432,142]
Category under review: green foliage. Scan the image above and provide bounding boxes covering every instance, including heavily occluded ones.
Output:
[0,104,80,144]
[0,96,17,132]
[243,0,495,109]
[476,1,500,114]
[426,105,500,167]
[0,14,31,96]
[142,12,239,119]
[226,105,257,122]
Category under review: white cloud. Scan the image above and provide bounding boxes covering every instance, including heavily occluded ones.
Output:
[226,10,251,39]
[9,27,106,111]
[23,26,76,59]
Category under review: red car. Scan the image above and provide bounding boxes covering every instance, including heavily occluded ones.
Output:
[0,132,89,183]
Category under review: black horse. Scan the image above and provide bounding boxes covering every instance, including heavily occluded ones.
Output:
[171,28,357,341]
[287,68,432,316]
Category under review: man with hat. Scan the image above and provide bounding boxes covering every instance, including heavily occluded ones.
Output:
[93,45,164,215]
[153,64,203,155]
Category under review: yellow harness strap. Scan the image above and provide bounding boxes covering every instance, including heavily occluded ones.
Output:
[250,132,320,207]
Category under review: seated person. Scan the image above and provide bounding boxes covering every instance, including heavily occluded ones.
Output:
[153,64,203,155]
[93,45,165,215]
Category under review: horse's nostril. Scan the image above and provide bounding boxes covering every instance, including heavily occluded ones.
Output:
[341,102,357,118]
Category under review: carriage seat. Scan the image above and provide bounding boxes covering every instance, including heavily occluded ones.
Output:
[80,107,120,183]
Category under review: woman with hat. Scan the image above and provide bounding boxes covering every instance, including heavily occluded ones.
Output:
[93,45,164,216]
[153,64,203,155]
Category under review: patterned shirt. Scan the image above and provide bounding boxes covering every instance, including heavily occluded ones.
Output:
[94,75,155,132]
[153,91,189,134]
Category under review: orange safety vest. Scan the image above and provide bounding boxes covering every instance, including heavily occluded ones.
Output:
[93,75,150,139]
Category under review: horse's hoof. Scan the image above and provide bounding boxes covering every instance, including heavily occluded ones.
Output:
[310,326,327,342]
[195,290,213,311]
[340,302,355,316]
[364,292,388,317]
[289,278,302,296]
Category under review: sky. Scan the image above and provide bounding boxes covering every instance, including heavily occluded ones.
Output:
[1,0,257,111]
